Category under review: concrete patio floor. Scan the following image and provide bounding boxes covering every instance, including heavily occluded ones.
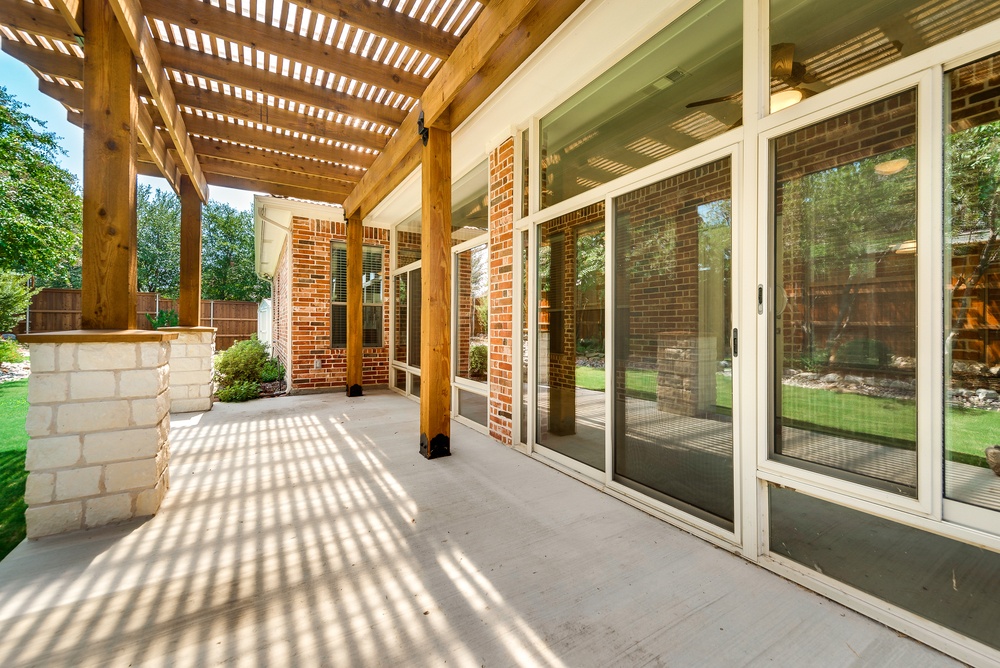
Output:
[0,391,958,667]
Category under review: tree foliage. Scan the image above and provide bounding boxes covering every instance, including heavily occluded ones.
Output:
[0,87,81,285]
[137,183,181,296]
[202,202,269,302]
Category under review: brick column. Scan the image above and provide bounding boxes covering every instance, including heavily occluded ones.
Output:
[488,138,516,445]
[19,331,176,538]
[159,326,216,413]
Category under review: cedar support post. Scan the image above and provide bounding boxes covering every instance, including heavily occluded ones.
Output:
[419,126,452,459]
[178,175,202,327]
[346,216,364,397]
[81,0,138,329]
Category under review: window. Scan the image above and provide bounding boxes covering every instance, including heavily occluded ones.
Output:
[539,0,741,207]
[331,242,384,348]
[770,0,1000,115]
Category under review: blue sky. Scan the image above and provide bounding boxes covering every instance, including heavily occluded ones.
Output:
[0,47,253,211]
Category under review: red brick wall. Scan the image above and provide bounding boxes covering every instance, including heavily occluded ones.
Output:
[285,216,390,393]
[488,138,515,445]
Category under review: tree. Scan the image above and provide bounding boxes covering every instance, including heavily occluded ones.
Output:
[201,202,269,301]
[0,87,82,285]
[0,271,39,333]
[948,121,1000,340]
[136,184,181,296]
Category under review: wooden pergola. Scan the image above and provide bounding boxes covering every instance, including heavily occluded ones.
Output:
[1,0,583,456]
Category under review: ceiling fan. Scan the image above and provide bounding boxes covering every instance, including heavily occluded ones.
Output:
[685,43,822,111]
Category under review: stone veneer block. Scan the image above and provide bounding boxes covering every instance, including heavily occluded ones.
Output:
[159,327,216,414]
[19,330,178,539]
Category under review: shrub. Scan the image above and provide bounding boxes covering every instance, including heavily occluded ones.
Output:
[260,357,285,383]
[0,272,38,333]
[833,339,892,368]
[215,380,260,402]
[469,344,487,378]
[214,335,269,388]
[0,339,24,364]
[145,309,179,329]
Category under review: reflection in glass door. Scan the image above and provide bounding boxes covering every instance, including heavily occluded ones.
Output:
[945,52,1000,515]
[771,91,918,497]
[536,204,606,471]
[612,158,735,531]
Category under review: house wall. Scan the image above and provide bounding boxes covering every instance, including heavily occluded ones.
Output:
[271,240,291,374]
[488,138,515,445]
[282,216,390,393]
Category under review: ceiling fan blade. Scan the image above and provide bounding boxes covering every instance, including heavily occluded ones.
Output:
[685,93,740,108]
[771,42,796,80]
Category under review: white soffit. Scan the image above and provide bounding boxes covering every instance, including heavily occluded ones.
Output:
[365,0,695,227]
[254,195,347,279]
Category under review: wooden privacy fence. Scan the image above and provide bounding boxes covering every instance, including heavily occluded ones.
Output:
[13,289,258,351]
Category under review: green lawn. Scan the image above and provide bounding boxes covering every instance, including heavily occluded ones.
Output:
[0,379,28,561]
[575,367,998,463]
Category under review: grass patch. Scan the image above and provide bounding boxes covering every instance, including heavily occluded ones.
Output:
[578,368,998,463]
[0,379,28,561]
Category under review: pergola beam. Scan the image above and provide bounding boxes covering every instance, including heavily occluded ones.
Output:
[143,0,428,100]
[198,155,355,196]
[107,0,209,202]
[294,0,460,60]
[156,41,408,128]
[1,39,82,81]
[48,0,83,39]
[189,137,364,184]
[201,172,347,205]
[182,114,377,169]
[171,85,391,153]
[0,0,77,43]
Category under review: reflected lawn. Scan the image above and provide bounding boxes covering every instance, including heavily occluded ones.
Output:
[580,368,998,464]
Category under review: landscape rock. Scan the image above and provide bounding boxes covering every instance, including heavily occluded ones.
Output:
[987,446,1000,477]
[821,373,842,383]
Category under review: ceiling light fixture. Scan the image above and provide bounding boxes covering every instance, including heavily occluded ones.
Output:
[874,158,910,176]
[769,89,803,113]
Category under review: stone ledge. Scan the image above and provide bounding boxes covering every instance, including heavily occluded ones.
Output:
[157,327,218,333]
[19,330,179,343]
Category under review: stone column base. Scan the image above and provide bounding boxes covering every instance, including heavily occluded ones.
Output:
[159,327,216,413]
[19,330,177,539]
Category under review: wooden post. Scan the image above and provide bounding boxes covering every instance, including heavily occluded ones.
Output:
[419,126,452,459]
[178,175,202,327]
[81,0,138,330]
[346,217,363,396]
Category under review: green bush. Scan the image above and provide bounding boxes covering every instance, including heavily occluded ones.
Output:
[0,339,24,364]
[260,357,285,383]
[833,338,892,368]
[469,344,487,378]
[145,309,179,329]
[213,335,285,401]
[215,380,260,403]
[214,335,269,388]
[796,349,830,372]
